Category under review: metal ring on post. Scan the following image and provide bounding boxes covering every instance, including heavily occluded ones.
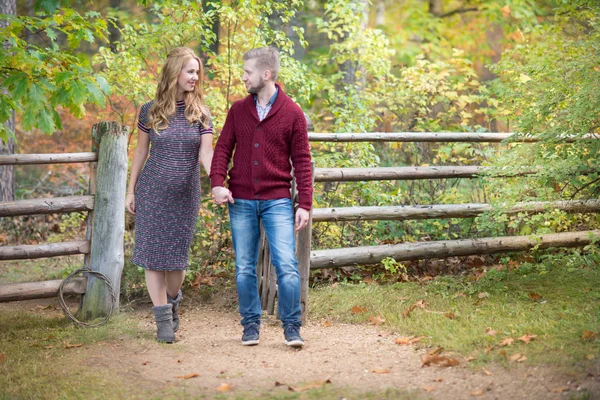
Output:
[58,268,116,328]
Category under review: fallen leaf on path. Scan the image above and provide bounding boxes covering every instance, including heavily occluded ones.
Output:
[395,336,424,345]
[368,315,385,326]
[177,373,199,379]
[216,383,231,391]
[477,292,489,299]
[551,386,570,393]
[0,353,5,363]
[582,330,597,341]
[428,347,444,356]
[509,353,527,362]
[464,356,475,362]
[43,346,54,349]
[498,350,507,359]
[485,327,497,336]
[517,334,537,344]
[528,292,542,301]
[500,338,514,346]
[421,354,459,368]
[483,345,494,354]
[482,368,492,376]
[455,292,466,298]
[422,386,435,392]
[64,343,83,349]
[289,380,331,392]
[371,368,391,374]
[444,312,456,319]
[323,320,332,327]
[433,377,443,382]
[351,306,367,314]
[362,277,375,285]
[470,389,484,396]
[403,300,427,318]
[142,361,150,365]
[587,354,595,360]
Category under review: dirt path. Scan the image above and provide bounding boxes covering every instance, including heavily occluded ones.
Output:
[75,300,598,399]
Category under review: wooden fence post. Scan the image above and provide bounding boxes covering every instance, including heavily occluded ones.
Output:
[80,121,128,320]
[298,161,315,324]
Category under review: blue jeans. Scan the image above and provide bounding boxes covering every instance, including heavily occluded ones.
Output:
[228,198,301,327]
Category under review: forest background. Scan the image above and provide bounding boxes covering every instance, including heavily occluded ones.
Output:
[1,0,599,292]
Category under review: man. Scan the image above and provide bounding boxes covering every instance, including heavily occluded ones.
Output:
[210,47,313,348]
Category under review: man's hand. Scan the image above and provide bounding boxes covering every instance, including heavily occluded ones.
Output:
[295,208,310,231]
[212,186,234,205]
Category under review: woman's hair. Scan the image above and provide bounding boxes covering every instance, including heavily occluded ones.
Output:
[148,47,210,131]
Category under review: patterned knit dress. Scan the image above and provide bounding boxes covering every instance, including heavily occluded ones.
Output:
[132,100,212,270]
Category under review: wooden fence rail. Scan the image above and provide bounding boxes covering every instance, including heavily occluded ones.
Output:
[0,152,97,165]
[311,230,600,269]
[312,200,600,222]
[0,195,94,217]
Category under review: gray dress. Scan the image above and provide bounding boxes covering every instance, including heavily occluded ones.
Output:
[132,100,212,270]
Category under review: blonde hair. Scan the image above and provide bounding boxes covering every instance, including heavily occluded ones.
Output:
[148,47,210,131]
[243,47,280,81]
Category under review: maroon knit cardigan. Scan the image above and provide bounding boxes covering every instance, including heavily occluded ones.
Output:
[210,85,313,210]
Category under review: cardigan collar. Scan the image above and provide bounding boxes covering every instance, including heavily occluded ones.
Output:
[245,83,286,123]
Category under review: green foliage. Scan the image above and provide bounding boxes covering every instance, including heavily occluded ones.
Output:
[488,2,600,202]
[0,7,110,141]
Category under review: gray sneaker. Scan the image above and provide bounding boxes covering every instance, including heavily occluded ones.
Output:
[284,324,304,348]
[241,322,260,346]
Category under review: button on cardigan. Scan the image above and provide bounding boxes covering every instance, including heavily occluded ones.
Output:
[210,85,313,210]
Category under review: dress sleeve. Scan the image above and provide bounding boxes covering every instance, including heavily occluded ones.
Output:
[137,103,151,134]
[201,113,213,136]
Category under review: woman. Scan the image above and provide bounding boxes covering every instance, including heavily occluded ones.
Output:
[125,47,213,343]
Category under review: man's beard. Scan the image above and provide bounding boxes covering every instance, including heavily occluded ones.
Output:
[247,78,266,94]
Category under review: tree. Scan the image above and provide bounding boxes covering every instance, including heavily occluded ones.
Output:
[0,0,15,201]
[0,1,110,153]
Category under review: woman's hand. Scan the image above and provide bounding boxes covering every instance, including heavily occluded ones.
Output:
[125,193,136,214]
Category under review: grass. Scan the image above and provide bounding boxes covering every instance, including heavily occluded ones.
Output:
[0,310,152,400]
[308,262,600,370]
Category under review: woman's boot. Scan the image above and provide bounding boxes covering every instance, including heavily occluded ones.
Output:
[152,304,175,343]
[167,289,183,332]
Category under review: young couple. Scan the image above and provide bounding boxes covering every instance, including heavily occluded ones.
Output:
[125,47,313,349]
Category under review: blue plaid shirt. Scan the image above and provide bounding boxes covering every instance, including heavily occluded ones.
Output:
[254,88,278,121]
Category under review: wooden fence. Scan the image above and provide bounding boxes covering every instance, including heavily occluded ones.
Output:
[2,129,598,324]
[0,122,128,321]
[258,132,600,321]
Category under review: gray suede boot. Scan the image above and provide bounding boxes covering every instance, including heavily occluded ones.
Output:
[167,289,183,332]
[152,304,175,343]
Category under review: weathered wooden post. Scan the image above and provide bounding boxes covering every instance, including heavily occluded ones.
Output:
[80,121,128,320]
[297,161,315,323]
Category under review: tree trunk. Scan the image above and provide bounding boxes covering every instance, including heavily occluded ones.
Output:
[428,0,443,17]
[0,0,16,202]
[375,0,385,26]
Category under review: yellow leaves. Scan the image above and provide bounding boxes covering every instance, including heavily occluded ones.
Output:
[518,74,532,84]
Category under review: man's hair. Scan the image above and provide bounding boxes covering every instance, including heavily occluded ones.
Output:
[243,47,280,81]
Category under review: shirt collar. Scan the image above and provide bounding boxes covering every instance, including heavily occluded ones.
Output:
[253,87,279,107]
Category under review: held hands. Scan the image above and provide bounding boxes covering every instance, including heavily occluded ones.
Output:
[295,208,309,231]
[125,193,135,214]
[212,186,234,205]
